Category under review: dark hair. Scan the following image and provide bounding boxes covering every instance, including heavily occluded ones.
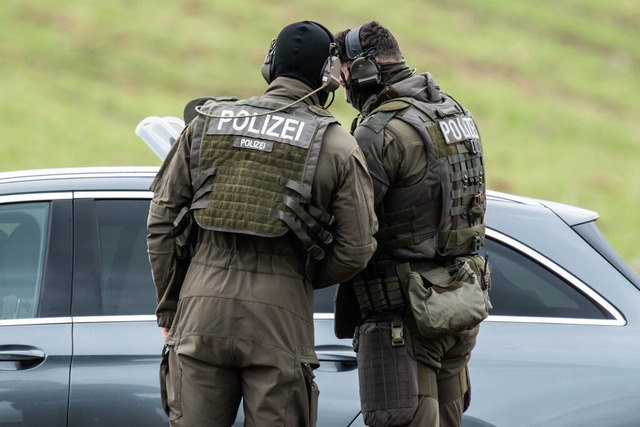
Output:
[335,21,402,64]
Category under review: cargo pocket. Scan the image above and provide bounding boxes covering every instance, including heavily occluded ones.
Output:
[301,361,320,427]
[160,343,182,421]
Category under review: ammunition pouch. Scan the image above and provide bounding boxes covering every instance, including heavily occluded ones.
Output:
[352,262,408,319]
[354,314,419,427]
[403,254,492,336]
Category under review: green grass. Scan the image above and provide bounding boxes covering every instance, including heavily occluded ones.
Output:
[1,0,639,272]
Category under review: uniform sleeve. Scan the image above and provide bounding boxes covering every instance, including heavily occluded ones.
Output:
[147,123,195,328]
[355,118,425,208]
[382,119,426,188]
[311,133,378,289]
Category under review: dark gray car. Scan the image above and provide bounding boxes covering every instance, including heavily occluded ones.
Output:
[1,167,638,426]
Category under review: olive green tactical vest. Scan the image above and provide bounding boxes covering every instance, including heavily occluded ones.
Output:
[356,95,486,259]
[188,97,337,260]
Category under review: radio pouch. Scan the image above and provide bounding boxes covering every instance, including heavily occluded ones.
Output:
[354,315,419,427]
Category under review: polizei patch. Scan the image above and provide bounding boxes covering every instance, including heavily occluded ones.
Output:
[438,116,479,144]
[206,105,318,152]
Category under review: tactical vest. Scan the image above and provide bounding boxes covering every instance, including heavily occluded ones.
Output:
[187,97,337,260]
[355,95,486,259]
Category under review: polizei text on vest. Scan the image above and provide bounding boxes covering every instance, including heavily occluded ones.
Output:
[206,106,318,149]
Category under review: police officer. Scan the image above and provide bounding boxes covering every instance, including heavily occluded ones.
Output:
[147,21,377,427]
[333,21,488,427]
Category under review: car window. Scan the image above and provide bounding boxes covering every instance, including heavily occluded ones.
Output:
[314,285,337,314]
[92,198,338,317]
[481,239,612,319]
[0,202,49,320]
[94,200,156,316]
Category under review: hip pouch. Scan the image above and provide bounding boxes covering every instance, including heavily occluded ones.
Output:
[354,315,418,427]
[404,255,492,336]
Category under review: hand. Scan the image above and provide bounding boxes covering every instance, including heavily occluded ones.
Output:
[161,327,170,341]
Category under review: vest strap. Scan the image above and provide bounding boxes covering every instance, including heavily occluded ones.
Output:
[274,193,333,245]
[277,177,335,225]
[269,209,326,260]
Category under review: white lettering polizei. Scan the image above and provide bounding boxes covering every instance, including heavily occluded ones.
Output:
[239,138,267,150]
[232,111,250,132]
[207,106,318,148]
[438,116,479,144]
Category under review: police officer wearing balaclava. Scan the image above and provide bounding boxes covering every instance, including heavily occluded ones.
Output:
[147,21,377,427]
[333,21,490,427]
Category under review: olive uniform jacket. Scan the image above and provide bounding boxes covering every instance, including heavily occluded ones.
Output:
[147,77,377,366]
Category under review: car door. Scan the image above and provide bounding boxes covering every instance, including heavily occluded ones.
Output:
[463,230,639,426]
[68,193,167,427]
[313,285,362,426]
[0,195,73,427]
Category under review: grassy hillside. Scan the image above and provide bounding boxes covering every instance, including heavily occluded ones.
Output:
[1,0,639,271]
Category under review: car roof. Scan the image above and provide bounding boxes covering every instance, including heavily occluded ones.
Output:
[0,167,598,226]
[0,167,159,195]
[487,190,598,226]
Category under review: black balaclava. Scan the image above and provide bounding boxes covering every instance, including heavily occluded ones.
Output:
[272,21,335,105]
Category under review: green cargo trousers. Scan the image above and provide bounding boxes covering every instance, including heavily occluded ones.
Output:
[161,335,319,427]
[402,323,479,427]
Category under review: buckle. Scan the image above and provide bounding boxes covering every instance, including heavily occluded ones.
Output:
[473,235,483,251]
[318,229,333,245]
[391,320,405,347]
[308,244,325,261]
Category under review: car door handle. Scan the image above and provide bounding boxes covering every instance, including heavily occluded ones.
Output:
[0,346,46,370]
[315,345,358,372]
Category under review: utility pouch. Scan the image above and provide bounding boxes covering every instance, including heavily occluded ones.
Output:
[405,255,492,336]
[355,315,419,427]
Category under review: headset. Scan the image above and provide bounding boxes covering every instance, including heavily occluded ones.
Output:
[344,26,381,89]
[196,23,340,120]
[260,22,341,93]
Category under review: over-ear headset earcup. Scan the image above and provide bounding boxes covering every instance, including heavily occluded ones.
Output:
[261,42,276,84]
[349,56,381,89]
[261,60,271,83]
[320,56,341,93]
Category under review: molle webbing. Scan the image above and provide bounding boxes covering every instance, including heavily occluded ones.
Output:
[374,199,441,253]
[363,95,486,257]
[190,98,336,259]
[196,129,307,235]
[420,102,485,253]
[353,262,409,317]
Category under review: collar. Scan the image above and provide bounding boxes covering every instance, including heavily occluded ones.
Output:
[264,76,323,106]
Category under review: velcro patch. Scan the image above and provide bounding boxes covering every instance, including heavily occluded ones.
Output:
[437,116,479,144]
[206,105,317,149]
[232,137,274,152]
